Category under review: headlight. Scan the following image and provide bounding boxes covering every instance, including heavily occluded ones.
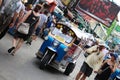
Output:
[44,36,48,40]
[53,40,60,47]
[64,47,68,52]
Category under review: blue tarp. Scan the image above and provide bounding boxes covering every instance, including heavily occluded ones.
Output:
[113,37,120,44]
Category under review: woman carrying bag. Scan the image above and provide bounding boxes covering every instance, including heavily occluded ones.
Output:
[8,4,41,56]
[94,53,117,80]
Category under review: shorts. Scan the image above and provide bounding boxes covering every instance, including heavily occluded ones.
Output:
[80,62,93,77]
[14,31,30,41]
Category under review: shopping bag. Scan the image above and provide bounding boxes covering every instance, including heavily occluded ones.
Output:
[18,23,30,34]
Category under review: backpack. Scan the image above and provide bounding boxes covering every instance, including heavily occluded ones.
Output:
[4,0,19,15]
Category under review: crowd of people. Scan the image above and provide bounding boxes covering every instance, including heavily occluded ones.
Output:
[0,0,120,80]
[0,0,56,55]
[75,38,120,80]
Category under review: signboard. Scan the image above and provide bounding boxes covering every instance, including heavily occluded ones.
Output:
[75,0,120,27]
[61,0,71,6]
[94,25,107,40]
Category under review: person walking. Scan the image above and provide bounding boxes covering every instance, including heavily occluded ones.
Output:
[109,55,120,80]
[9,1,26,35]
[26,10,49,45]
[8,4,41,56]
[75,44,107,80]
[0,0,25,39]
[94,53,117,80]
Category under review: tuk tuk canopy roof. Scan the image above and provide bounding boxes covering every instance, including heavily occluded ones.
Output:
[57,22,95,40]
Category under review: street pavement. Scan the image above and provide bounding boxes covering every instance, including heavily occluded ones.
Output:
[0,33,96,80]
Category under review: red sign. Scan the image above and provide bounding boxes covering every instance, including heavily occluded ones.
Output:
[67,44,77,56]
[46,0,57,12]
[75,0,120,27]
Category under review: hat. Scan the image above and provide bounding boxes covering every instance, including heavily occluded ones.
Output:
[99,43,110,50]
[27,4,32,9]
[109,49,114,52]
[98,43,106,47]
[110,53,117,60]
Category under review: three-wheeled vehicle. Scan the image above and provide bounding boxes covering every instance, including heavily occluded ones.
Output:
[36,22,83,75]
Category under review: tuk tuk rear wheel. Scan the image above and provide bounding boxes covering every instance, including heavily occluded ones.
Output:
[36,56,40,59]
[39,52,52,69]
[64,63,76,76]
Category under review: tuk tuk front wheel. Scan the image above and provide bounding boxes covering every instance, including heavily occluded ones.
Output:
[39,51,54,69]
[64,63,76,76]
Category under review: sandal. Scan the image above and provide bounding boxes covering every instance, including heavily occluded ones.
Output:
[8,47,15,53]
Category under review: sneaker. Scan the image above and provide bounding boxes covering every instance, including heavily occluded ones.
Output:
[29,42,31,45]
[8,47,15,53]
[26,42,31,45]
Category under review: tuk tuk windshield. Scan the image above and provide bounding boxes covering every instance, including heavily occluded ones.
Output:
[51,24,75,43]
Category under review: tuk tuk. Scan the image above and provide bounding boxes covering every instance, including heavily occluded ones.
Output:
[36,22,83,75]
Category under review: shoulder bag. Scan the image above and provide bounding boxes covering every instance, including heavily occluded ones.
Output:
[18,15,39,35]
[97,66,110,75]
[17,23,30,34]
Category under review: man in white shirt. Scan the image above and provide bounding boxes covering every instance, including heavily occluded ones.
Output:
[9,0,25,27]
[0,0,25,39]
[75,44,107,80]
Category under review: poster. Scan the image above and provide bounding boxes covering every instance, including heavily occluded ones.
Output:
[75,0,120,27]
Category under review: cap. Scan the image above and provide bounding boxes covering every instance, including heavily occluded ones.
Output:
[110,53,117,60]
[26,4,32,9]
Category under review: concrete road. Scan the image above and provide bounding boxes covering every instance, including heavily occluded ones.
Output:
[0,33,96,80]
